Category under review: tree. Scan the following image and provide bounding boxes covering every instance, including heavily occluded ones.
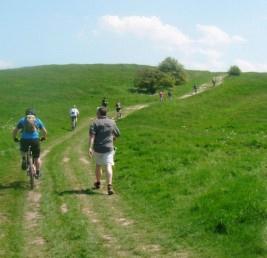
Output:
[158,57,187,85]
[134,68,162,94]
[158,73,176,90]
[134,68,176,94]
[228,65,241,76]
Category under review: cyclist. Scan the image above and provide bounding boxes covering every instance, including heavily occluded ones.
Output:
[101,97,108,107]
[89,106,120,195]
[12,108,47,178]
[69,105,79,130]
[212,78,216,87]
[193,84,198,94]
[115,101,122,119]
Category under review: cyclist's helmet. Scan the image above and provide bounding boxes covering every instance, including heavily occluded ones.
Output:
[25,108,36,116]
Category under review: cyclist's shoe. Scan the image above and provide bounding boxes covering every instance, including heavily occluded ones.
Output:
[93,181,101,189]
[35,170,41,179]
[107,184,114,195]
[21,158,27,170]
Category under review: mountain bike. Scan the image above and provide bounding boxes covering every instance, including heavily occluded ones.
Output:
[71,116,77,130]
[17,138,45,189]
[25,145,36,190]
[116,109,122,120]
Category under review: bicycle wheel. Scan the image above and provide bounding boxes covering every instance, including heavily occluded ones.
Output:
[28,157,35,190]
[29,168,34,190]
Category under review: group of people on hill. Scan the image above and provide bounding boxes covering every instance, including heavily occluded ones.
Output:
[12,97,122,195]
[159,90,173,102]
[159,77,218,101]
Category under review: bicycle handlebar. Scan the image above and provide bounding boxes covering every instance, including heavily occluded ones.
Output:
[14,137,46,143]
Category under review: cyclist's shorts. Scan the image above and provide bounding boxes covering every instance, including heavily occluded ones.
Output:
[71,116,77,121]
[20,139,40,158]
[116,108,121,112]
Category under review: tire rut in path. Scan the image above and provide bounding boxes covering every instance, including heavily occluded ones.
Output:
[62,142,137,258]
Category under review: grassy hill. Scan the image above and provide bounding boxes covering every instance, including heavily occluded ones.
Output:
[0,64,216,258]
[2,64,266,257]
[116,73,267,257]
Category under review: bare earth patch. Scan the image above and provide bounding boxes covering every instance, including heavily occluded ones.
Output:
[116,217,134,227]
[62,157,70,163]
[60,203,68,214]
[142,244,161,253]
[79,157,90,165]
[0,213,8,223]
[31,237,45,246]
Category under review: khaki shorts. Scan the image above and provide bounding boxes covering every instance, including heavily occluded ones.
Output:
[93,151,114,166]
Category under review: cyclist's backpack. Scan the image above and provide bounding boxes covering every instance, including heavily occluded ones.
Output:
[24,115,37,132]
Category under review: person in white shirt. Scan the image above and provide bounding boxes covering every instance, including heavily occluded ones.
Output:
[69,105,79,130]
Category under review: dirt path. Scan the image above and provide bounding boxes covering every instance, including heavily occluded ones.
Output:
[57,105,190,257]
[179,75,226,99]
[21,104,150,258]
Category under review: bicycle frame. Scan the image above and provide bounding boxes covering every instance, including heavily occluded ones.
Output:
[26,145,36,189]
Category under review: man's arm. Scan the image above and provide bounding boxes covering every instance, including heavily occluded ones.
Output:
[12,127,20,141]
[89,134,95,157]
[40,127,47,139]
[113,124,120,138]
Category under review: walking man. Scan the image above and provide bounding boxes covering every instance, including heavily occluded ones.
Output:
[89,107,120,195]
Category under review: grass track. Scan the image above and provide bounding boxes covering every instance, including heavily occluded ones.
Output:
[35,105,194,257]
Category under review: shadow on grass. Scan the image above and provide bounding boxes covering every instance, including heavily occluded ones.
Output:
[61,127,72,132]
[0,180,28,191]
[57,188,104,196]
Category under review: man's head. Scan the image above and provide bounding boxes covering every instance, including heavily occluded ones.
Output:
[97,106,107,117]
[25,108,36,116]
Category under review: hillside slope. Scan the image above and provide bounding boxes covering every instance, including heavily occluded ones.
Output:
[0,64,215,258]
[116,73,267,257]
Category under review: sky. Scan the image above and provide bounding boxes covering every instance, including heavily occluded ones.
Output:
[1,0,267,71]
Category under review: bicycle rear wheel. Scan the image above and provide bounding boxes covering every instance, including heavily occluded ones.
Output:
[28,159,35,190]
[29,169,34,190]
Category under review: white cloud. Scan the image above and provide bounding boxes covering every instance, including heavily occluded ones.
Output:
[196,24,246,46]
[100,15,191,47]
[93,16,248,71]
[235,59,267,72]
[0,60,14,70]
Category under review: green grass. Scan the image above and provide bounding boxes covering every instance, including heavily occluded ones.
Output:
[116,73,267,257]
[0,64,216,257]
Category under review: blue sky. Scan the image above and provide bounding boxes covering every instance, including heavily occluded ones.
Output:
[1,0,267,71]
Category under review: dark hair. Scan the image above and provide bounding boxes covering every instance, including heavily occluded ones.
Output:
[97,106,107,116]
[25,108,36,116]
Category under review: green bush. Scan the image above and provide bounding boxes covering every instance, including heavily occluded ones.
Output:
[159,57,187,85]
[228,65,242,76]
[134,68,176,93]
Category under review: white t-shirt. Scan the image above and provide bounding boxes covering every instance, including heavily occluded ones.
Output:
[69,108,79,117]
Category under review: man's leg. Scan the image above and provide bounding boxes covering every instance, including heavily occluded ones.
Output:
[105,164,113,185]
[93,164,102,189]
[34,157,41,171]
[96,164,102,182]
[21,151,27,170]
[106,164,114,195]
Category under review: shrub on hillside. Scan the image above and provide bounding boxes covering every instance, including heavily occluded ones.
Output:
[134,67,176,94]
[133,57,186,94]
[158,57,187,85]
[228,65,242,76]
